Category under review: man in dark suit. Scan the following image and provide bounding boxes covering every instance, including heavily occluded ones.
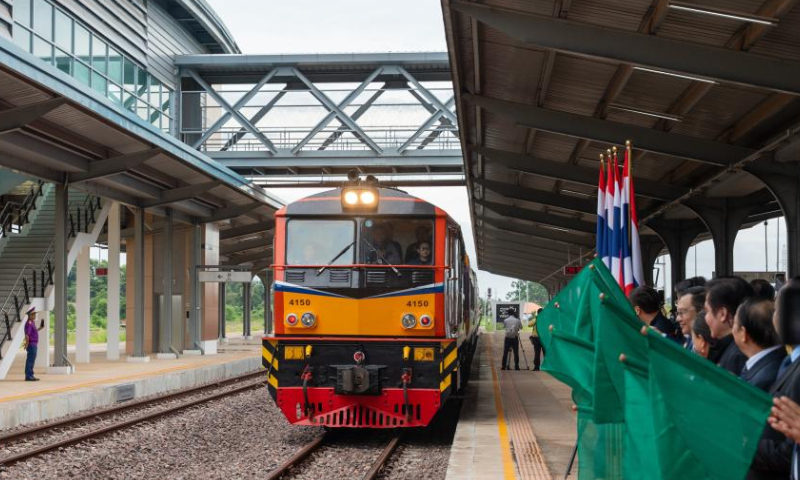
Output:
[748,280,800,480]
[734,299,785,392]
[629,286,680,341]
[704,277,753,375]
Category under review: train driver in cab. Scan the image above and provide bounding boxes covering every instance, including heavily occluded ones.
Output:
[407,242,432,265]
[365,223,402,265]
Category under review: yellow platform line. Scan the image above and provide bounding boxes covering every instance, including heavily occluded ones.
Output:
[0,354,253,404]
[486,336,518,480]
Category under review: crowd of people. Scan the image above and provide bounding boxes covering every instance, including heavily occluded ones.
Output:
[628,275,800,480]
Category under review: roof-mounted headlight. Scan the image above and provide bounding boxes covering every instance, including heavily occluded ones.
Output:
[341,187,379,210]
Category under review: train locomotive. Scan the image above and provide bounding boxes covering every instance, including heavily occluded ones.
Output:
[263,177,479,428]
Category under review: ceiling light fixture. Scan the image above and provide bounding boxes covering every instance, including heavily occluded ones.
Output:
[633,66,718,85]
[561,189,592,198]
[609,103,683,122]
[669,2,779,26]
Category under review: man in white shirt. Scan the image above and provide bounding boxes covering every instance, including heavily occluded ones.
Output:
[502,314,522,371]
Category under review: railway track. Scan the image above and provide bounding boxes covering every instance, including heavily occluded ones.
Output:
[266,431,402,480]
[0,370,266,467]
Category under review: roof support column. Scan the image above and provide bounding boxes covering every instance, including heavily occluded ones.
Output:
[187,223,202,353]
[107,202,120,361]
[49,183,71,373]
[264,270,273,334]
[746,162,800,277]
[648,220,704,290]
[218,283,226,340]
[640,236,665,287]
[158,209,176,358]
[75,245,90,363]
[686,200,754,278]
[243,281,252,339]
[127,207,149,362]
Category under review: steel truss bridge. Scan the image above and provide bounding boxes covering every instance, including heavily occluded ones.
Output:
[174,53,464,187]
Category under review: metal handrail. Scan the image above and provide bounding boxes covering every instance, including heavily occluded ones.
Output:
[0,180,44,239]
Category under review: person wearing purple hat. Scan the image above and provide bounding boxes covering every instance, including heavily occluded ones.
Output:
[23,306,44,381]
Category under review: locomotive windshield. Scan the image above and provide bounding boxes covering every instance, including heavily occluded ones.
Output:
[286,219,356,265]
[361,218,434,265]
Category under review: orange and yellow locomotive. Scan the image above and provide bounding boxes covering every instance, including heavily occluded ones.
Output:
[263,177,479,428]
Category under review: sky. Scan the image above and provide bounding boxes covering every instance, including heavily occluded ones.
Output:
[199,0,789,301]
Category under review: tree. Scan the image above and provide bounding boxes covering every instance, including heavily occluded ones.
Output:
[505,280,549,306]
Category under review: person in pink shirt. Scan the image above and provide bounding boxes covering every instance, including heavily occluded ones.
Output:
[23,307,44,381]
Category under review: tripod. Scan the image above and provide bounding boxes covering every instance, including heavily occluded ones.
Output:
[517,332,530,370]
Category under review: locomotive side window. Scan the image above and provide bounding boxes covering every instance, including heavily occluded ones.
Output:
[286,219,355,265]
[361,218,434,265]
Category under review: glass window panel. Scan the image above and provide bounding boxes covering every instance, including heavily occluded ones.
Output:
[55,48,71,75]
[33,0,52,40]
[91,71,107,95]
[123,91,136,113]
[287,220,356,265]
[74,61,90,86]
[161,94,171,118]
[12,27,31,52]
[54,9,71,52]
[137,101,148,122]
[108,48,122,84]
[361,218,434,265]
[14,0,32,26]
[150,109,161,129]
[149,76,161,108]
[136,67,148,95]
[91,35,107,74]
[33,35,53,63]
[123,58,136,93]
[109,82,122,105]
[74,24,90,64]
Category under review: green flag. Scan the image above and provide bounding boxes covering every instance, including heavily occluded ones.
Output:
[646,332,772,480]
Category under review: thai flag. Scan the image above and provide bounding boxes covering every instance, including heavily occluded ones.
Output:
[603,154,616,272]
[611,150,623,287]
[621,147,635,293]
[627,144,644,288]
[597,157,607,267]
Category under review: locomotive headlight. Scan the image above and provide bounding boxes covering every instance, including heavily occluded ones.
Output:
[301,312,316,328]
[343,190,359,205]
[359,190,376,205]
[401,313,417,329]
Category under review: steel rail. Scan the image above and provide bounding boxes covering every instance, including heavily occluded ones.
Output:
[362,434,402,480]
[0,369,265,444]
[264,433,327,480]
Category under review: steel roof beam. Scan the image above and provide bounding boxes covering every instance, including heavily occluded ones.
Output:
[210,150,463,168]
[482,217,594,247]
[220,222,274,240]
[479,258,564,279]
[451,0,800,94]
[206,201,263,222]
[142,181,222,208]
[465,94,755,166]
[475,178,595,215]
[480,232,584,256]
[473,145,684,202]
[220,237,269,256]
[481,252,569,271]
[0,98,68,134]
[68,149,162,183]
[477,199,596,234]
[480,245,570,267]
[227,248,273,265]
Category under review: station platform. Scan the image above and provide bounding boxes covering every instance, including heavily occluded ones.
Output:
[0,337,262,430]
[446,331,577,480]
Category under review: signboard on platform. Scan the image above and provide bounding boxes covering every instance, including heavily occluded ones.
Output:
[95,267,108,276]
[198,271,252,283]
[493,301,522,324]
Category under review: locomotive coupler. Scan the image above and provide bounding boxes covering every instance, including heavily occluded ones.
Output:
[401,368,412,419]
[301,366,314,417]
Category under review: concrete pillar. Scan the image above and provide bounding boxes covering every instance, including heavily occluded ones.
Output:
[218,282,226,340]
[746,162,800,277]
[640,236,665,287]
[128,207,149,362]
[158,209,176,359]
[107,202,120,360]
[75,246,90,363]
[648,219,705,289]
[264,270,272,334]
[49,183,71,374]
[243,282,252,339]
[34,310,50,369]
[186,223,202,354]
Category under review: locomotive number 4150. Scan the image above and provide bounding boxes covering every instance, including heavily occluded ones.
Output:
[288,299,311,306]
[406,299,429,307]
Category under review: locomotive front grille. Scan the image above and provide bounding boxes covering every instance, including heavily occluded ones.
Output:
[286,270,306,283]
[366,269,387,285]
[329,269,351,283]
[411,270,434,285]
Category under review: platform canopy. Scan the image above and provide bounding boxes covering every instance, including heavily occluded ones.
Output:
[0,39,280,268]
[442,0,800,290]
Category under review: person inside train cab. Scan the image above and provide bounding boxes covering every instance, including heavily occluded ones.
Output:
[365,223,402,265]
[405,225,432,263]
[407,242,432,265]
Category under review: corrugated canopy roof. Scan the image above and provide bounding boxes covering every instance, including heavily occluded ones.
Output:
[442,0,800,290]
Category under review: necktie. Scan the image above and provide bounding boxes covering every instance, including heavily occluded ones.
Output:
[793,444,799,480]
[778,356,793,379]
